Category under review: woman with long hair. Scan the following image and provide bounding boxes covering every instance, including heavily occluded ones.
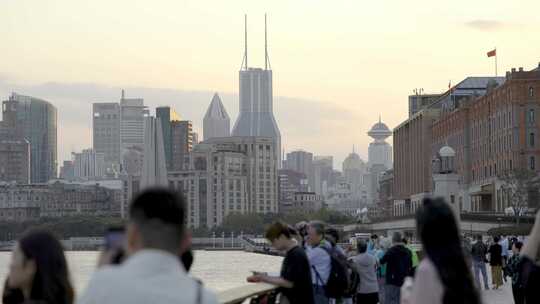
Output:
[408,198,480,304]
[4,230,74,304]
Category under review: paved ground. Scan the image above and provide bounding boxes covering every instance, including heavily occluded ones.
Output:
[479,265,514,304]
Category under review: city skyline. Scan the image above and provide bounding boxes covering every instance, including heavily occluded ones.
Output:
[2,1,540,168]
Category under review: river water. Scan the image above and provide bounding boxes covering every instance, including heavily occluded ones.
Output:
[0,251,283,296]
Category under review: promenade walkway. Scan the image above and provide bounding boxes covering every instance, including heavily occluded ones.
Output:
[480,265,514,304]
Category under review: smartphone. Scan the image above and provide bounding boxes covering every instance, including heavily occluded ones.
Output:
[105,227,125,251]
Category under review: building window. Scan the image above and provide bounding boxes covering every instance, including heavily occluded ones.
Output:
[531,133,535,147]
[530,87,534,98]
[529,109,535,124]
[531,156,536,171]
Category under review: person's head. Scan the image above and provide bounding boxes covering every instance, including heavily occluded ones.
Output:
[391,232,403,245]
[416,198,480,304]
[357,239,368,254]
[8,230,73,304]
[307,221,326,246]
[128,188,186,255]
[265,221,294,251]
[512,241,523,255]
[325,228,340,246]
[493,236,500,243]
[476,234,482,241]
[402,237,409,245]
[295,221,308,238]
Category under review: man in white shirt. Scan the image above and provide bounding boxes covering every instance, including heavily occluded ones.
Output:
[77,188,218,304]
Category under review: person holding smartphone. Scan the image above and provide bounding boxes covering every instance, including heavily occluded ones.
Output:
[78,188,218,304]
[247,221,314,304]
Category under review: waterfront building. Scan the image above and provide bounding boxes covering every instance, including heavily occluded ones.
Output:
[280,192,324,214]
[72,149,106,180]
[393,70,540,217]
[0,139,30,184]
[0,181,122,221]
[126,136,278,228]
[278,169,308,212]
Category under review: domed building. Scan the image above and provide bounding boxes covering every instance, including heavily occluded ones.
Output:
[342,147,368,199]
[367,117,392,169]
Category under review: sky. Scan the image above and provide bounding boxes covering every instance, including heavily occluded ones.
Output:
[1,0,540,169]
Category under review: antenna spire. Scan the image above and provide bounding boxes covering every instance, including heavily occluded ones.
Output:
[265,13,271,70]
[242,14,248,70]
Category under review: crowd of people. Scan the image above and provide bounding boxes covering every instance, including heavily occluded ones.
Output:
[1,189,540,304]
[249,197,540,304]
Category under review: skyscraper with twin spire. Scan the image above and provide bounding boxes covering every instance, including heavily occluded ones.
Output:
[231,14,281,163]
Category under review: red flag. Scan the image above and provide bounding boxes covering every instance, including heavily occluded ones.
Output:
[487,49,496,57]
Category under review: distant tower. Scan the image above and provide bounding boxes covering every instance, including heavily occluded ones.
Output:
[203,93,230,141]
[367,116,392,169]
[231,14,281,163]
[141,116,168,189]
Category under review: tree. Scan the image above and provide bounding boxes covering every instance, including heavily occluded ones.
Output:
[500,169,540,226]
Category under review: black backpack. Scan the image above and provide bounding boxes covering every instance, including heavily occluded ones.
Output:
[313,245,351,298]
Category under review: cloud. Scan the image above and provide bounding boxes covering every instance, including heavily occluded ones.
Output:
[465,19,505,31]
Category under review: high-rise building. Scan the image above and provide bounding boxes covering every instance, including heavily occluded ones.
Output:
[284,150,314,191]
[156,106,181,170]
[313,156,333,196]
[59,160,75,181]
[203,93,230,141]
[231,15,281,164]
[141,116,168,189]
[204,136,279,214]
[93,102,121,171]
[122,136,278,228]
[342,149,367,199]
[72,148,106,180]
[0,139,30,184]
[120,91,148,162]
[1,93,57,183]
[171,120,193,171]
[93,90,148,174]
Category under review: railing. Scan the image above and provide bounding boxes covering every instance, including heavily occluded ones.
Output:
[217,283,278,304]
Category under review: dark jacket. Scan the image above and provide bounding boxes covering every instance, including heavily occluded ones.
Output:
[380,244,412,286]
[471,241,487,262]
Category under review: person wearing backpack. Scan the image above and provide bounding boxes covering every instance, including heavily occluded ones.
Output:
[350,239,379,304]
[306,221,332,304]
[325,228,358,304]
[379,232,412,304]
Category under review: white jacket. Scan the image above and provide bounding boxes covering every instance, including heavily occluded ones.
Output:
[77,249,219,304]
